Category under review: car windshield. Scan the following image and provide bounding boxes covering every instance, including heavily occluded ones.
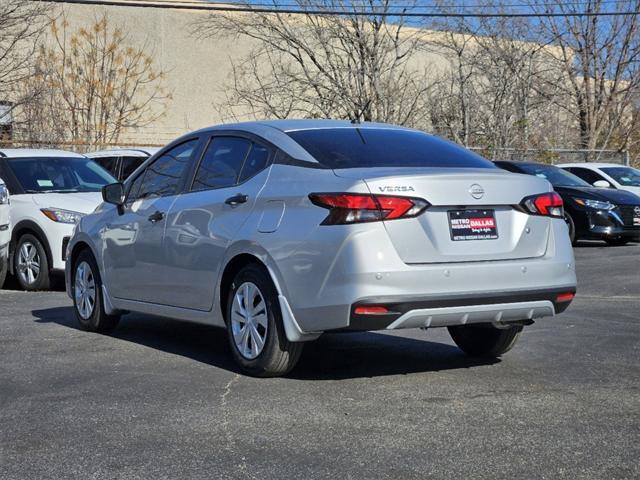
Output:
[6,157,116,193]
[518,164,591,188]
[286,128,496,169]
[601,167,640,187]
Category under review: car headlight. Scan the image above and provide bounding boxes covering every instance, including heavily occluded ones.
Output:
[40,208,85,224]
[0,184,9,205]
[574,198,615,210]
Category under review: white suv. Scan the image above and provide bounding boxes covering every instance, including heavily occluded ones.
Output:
[0,149,116,290]
[0,177,9,288]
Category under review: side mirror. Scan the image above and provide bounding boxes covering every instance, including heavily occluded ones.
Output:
[593,180,612,188]
[102,182,125,206]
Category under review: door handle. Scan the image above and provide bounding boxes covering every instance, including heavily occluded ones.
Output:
[148,210,164,223]
[225,193,248,206]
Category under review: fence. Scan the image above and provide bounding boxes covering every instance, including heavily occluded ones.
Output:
[469,147,631,166]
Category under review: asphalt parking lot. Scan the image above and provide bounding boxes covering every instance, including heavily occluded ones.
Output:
[0,243,638,480]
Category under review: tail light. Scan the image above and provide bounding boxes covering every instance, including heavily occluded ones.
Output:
[309,193,429,225]
[520,192,564,218]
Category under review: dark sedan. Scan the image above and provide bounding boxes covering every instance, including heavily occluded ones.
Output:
[495,161,640,246]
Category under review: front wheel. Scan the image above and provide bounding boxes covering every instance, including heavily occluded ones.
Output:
[14,234,50,291]
[226,264,303,377]
[72,249,120,333]
[448,323,522,358]
[564,212,577,245]
[0,252,7,289]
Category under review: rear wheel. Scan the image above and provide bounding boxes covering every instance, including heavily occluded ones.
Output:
[226,264,303,377]
[448,323,522,358]
[72,249,120,332]
[605,237,629,246]
[14,234,50,291]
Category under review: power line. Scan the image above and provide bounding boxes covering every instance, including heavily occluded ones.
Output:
[33,0,640,17]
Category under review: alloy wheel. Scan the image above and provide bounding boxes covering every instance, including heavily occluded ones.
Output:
[17,242,40,286]
[74,261,96,320]
[231,282,268,360]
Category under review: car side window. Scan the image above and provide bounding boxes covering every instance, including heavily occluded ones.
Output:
[239,143,271,183]
[568,167,605,185]
[128,140,197,202]
[95,157,120,178]
[192,136,251,191]
[121,156,146,181]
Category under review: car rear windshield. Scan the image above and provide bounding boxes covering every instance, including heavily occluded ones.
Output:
[286,128,496,169]
[6,157,116,193]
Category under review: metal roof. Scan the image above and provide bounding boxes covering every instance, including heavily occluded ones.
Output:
[85,148,161,158]
[0,149,86,158]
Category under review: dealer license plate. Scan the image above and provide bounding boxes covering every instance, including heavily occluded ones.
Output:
[448,209,499,241]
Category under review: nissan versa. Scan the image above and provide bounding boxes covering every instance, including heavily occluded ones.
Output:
[65,120,577,377]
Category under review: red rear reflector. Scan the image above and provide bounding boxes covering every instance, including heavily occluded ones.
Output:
[556,292,575,303]
[354,306,389,315]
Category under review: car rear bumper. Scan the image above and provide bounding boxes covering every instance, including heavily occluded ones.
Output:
[343,287,575,331]
[281,219,577,334]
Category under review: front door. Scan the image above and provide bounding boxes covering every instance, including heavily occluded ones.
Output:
[102,139,199,304]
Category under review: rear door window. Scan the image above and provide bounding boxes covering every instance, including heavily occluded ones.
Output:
[286,128,495,169]
[191,137,251,191]
[239,143,271,182]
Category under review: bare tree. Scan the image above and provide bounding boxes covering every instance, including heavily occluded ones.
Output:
[193,1,434,126]
[22,12,170,149]
[536,0,640,154]
[0,0,49,120]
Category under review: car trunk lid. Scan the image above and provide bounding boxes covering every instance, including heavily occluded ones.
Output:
[334,167,555,264]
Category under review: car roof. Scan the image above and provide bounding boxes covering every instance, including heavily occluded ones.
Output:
[0,148,86,158]
[198,119,414,135]
[85,147,161,158]
[556,162,629,168]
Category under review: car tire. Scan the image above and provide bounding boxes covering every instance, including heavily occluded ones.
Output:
[605,238,629,247]
[72,249,120,333]
[564,212,577,245]
[0,253,7,289]
[14,234,50,291]
[226,264,303,377]
[448,323,522,358]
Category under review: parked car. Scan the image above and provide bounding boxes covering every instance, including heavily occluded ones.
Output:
[66,120,576,377]
[85,148,160,181]
[0,149,116,290]
[495,161,640,246]
[0,177,9,288]
[558,162,640,196]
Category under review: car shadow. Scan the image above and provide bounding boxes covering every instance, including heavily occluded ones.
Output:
[32,306,498,380]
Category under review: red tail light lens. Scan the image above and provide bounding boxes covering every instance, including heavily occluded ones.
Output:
[556,292,575,303]
[521,192,564,218]
[309,193,429,225]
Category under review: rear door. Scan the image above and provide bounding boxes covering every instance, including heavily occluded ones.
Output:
[162,135,273,310]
